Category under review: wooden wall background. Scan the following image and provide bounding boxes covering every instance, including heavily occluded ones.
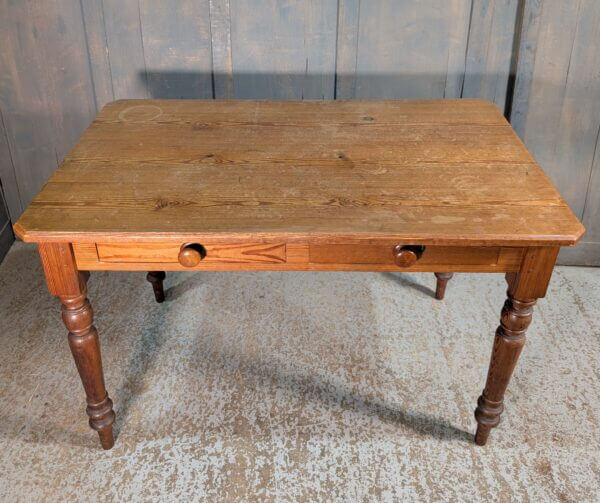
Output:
[0,0,598,265]
[0,183,11,263]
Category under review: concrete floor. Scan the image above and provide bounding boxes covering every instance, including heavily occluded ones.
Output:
[0,242,598,502]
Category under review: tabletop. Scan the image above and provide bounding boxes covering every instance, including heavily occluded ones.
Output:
[14,99,584,247]
[17,99,586,450]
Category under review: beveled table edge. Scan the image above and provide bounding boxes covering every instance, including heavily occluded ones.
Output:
[12,223,586,248]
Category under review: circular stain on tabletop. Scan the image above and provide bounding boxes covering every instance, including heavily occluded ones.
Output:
[118,104,163,122]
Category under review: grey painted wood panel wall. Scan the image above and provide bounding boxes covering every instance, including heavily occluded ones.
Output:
[0,0,598,264]
[0,184,12,264]
[511,0,600,265]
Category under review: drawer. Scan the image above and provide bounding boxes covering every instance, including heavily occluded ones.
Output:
[96,242,287,265]
[308,243,523,271]
[72,241,523,272]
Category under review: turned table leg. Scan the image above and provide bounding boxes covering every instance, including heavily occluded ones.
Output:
[474,293,534,444]
[474,247,558,445]
[39,243,116,449]
[146,271,166,303]
[434,272,453,300]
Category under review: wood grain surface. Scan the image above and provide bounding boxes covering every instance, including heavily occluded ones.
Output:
[71,242,524,273]
[97,242,287,264]
[14,99,584,246]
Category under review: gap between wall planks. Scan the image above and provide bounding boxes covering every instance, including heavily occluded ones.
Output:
[0,0,598,264]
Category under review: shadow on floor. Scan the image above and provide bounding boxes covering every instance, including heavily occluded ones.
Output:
[381,272,437,298]
[0,250,470,448]
[111,271,471,445]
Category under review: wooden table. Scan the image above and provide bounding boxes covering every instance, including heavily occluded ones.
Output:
[14,99,584,450]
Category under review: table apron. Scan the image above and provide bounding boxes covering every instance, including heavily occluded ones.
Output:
[72,242,525,273]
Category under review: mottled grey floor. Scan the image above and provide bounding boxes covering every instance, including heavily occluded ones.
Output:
[0,242,598,502]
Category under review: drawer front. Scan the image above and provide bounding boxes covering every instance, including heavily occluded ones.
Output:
[72,242,523,272]
[308,243,522,270]
[96,242,287,264]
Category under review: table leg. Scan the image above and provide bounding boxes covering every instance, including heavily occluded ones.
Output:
[434,272,453,300]
[474,292,534,445]
[146,271,166,303]
[39,243,116,449]
[474,247,558,445]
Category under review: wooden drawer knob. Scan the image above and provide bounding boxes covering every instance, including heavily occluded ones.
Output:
[393,245,425,267]
[178,243,206,267]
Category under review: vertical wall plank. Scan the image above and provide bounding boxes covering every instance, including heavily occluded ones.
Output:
[511,0,600,264]
[516,1,581,162]
[354,0,471,99]
[335,0,360,99]
[229,0,338,99]
[511,0,600,217]
[0,0,58,211]
[561,131,600,265]
[102,0,149,99]
[0,179,12,259]
[0,0,95,212]
[511,1,582,212]
[27,0,97,162]
[0,107,21,220]
[209,0,234,98]
[462,0,521,110]
[444,0,473,98]
[139,0,213,99]
[0,177,8,225]
[0,203,14,263]
[554,0,600,265]
[510,0,543,135]
[576,132,600,263]
[547,0,600,217]
[81,0,115,110]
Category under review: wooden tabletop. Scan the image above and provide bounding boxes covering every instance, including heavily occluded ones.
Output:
[14,99,584,246]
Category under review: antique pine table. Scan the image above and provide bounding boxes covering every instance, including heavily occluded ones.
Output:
[14,99,584,450]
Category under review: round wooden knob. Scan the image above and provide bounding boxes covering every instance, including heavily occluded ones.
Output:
[393,245,424,267]
[178,243,205,267]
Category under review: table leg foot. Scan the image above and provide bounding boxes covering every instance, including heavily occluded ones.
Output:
[474,423,492,446]
[146,271,166,303]
[94,403,115,449]
[434,272,453,300]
